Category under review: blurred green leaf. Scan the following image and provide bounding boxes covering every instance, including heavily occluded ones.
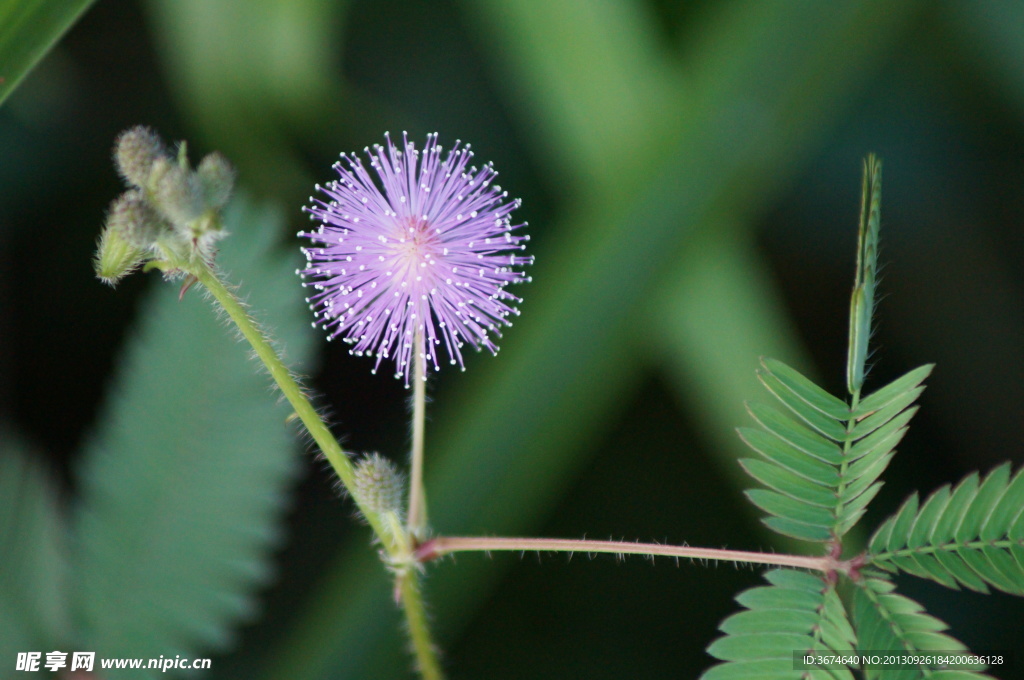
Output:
[650,224,806,491]
[947,0,1024,117]
[0,0,95,106]
[462,0,681,195]
[0,431,70,671]
[142,0,349,197]
[74,196,312,672]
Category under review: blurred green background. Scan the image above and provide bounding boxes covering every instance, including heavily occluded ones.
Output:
[2,0,1024,678]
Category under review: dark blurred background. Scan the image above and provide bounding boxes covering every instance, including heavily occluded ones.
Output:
[2,0,1023,678]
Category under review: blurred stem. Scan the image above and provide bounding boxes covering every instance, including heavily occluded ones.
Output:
[408,332,428,537]
[417,536,832,573]
[190,261,444,677]
[399,573,444,680]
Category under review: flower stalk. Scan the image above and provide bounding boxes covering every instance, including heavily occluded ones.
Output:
[408,333,428,538]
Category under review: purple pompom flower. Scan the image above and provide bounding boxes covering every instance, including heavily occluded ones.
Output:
[299,132,533,385]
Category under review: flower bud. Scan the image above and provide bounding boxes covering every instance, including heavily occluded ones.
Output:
[352,453,405,519]
[197,152,236,209]
[93,219,145,286]
[152,161,204,228]
[114,126,166,188]
[108,189,165,249]
[100,126,241,273]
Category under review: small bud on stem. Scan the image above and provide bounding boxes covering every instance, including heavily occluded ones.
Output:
[93,220,146,286]
[198,152,236,209]
[108,190,164,250]
[114,125,165,188]
[352,453,406,527]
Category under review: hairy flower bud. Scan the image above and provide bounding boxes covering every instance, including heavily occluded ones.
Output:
[114,125,166,188]
[108,189,165,249]
[352,453,405,519]
[152,160,204,228]
[94,219,145,286]
[99,125,240,276]
[197,152,236,209]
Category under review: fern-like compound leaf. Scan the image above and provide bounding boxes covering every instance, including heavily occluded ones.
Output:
[739,360,931,543]
[868,464,1024,595]
[0,436,70,672]
[75,198,313,671]
[702,569,856,680]
[851,576,993,679]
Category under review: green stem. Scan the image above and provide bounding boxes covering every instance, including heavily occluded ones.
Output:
[192,262,446,676]
[192,263,397,542]
[399,572,444,680]
[407,334,428,537]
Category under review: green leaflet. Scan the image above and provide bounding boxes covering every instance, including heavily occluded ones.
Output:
[739,360,929,543]
[758,370,848,442]
[849,387,924,441]
[747,402,844,464]
[851,577,992,680]
[0,434,70,672]
[703,569,855,680]
[739,458,837,507]
[853,365,933,419]
[868,464,1024,595]
[759,358,850,420]
[74,197,312,674]
[848,412,914,463]
[738,426,839,487]
[746,490,837,527]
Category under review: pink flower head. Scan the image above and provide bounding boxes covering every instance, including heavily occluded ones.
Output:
[299,132,532,385]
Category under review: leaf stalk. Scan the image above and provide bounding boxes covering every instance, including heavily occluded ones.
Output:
[417,535,842,574]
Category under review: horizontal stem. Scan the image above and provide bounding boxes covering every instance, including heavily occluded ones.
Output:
[418,536,832,572]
